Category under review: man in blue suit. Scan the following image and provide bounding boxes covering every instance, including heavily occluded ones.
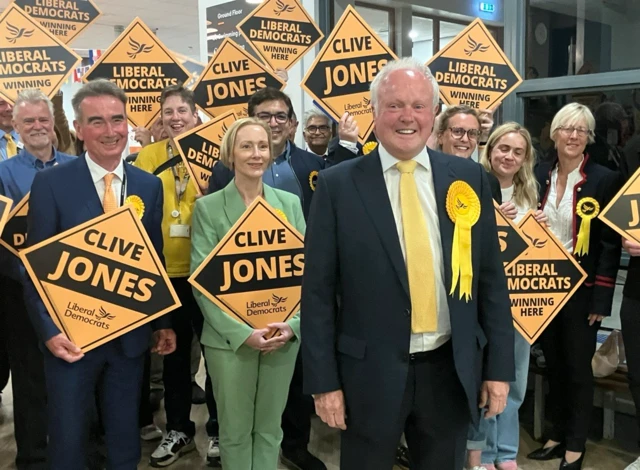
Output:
[23,79,177,470]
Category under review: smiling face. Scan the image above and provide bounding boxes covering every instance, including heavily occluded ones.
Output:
[0,99,14,133]
[13,101,54,153]
[554,118,589,161]
[232,124,271,181]
[162,95,198,139]
[489,131,528,181]
[438,113,481,158]
[253,99,290,154]
[372,69,437,161]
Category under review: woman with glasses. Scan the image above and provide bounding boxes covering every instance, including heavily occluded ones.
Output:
[191,117,304,470]
[527,103,621,470]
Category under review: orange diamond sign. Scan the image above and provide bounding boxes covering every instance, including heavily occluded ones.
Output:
[493,200,530,270]
[0,194,10,238]
[189,198,304,334]
[599,165,640,244]
[0,193,29,256]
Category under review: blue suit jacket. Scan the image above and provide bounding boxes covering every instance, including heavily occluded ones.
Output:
[23,155,169,358]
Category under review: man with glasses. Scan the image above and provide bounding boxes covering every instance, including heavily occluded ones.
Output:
[303,108,333,158]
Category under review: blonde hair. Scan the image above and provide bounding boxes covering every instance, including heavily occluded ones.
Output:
[480,122,538,211]
[550,102,596,145]
[219,118,273,170]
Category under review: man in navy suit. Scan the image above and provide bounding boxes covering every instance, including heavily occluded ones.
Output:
[23,79,177,470]
[301,58,515,469]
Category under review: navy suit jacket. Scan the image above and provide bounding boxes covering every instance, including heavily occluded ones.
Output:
[23,154,169,358]
[301,148,515,439]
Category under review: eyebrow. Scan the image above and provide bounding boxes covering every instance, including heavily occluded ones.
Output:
[87,114,125,123]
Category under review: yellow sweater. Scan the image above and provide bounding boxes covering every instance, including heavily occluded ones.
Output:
[134,140,197,278]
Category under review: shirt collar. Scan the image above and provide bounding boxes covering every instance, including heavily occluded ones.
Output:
[276,141,292,163]
[378,143,431,174]
[305,144,328,156]
[19,146,58,169]
[85,153,124,184]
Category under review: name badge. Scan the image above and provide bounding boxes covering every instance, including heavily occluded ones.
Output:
[169,224,191,238]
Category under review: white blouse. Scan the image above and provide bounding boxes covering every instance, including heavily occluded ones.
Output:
[501,185,531,225]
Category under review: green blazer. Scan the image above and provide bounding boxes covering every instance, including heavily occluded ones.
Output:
[191,179,306,352]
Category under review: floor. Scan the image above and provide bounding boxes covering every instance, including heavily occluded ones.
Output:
[0,367,637,470]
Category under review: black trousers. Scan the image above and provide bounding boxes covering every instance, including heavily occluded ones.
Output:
[620,296,640,439]
[539,287,598,452]
[0,317,9,392]
[0,275,48,470]
[163,277,218,437]
[281,350,313,452]
[340,342,468,470]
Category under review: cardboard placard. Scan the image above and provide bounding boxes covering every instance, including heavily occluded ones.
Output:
[0,193,29,256]
[426,18,522,110]
[300,5,398,144]
[493,200,530,270]
[174,110,237,195]
[0,4,81,105]
[505,211,587,344]
[12,0,101,44]
[19,206,181,352]
[598,165,640,244]
[236,0,324,71]
[82,17,191,129]
[0,194,11,238]
[189,198,304,333]
[191,38,286,119]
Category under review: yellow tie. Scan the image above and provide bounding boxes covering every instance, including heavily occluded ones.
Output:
[397,160,438,333]
[4,133,18,158]
[102,173,118,213]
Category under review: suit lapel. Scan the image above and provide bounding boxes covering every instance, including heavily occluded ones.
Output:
[222,179,247,225]
[77,155,105,219]
[263,185,284,213]
[429,150,455,295]
[353,151,409,298]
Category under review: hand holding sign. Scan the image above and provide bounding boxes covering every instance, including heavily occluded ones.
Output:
[45,333,84,363]
[261,322,294,354]
[499,201,518,220]
[478,106,497,142]
[623,237,640,257]
[152,328,177,355]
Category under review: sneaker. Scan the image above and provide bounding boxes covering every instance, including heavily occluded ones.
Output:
[207,436,221,467]
[625,457,640,470]
[140,424,163,441]
[149,430,196,467]
[396,445,410,468]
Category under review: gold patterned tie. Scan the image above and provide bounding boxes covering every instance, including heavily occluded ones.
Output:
[397,160,438,333]
[102,173,117,213]
[4,133,18,158]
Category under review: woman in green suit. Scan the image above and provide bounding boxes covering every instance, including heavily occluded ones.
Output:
[190,118,304,470]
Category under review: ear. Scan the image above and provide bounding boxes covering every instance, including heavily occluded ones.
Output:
[73,120,83,141]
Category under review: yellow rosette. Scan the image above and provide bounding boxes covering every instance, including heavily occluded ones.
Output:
[274,208,288,222]
[446,181,481,301]
[125,195,145,219]
[363,141,378,155]
[309,170,318,191]
[575,197,599,256]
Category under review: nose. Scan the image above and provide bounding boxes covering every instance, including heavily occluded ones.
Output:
[460,131,470,143]
[399,106,414,122]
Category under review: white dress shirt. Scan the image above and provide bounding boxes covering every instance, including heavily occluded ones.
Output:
[543,159,584,253]
[86,154,125,208]
[501,185,532,225]
[379,144,451,353]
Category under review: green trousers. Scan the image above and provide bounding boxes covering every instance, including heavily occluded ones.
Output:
[205,341,299,470]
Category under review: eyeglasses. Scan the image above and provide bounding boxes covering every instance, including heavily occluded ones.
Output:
[305,125,330,134]
[558,126,593,138]
[256,112,289,124]
[449,127,481,140]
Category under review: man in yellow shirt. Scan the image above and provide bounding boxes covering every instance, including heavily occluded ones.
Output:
[134,85,219,467]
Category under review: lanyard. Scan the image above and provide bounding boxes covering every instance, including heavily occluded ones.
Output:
[167,144,189,205]
[120,172,127,206]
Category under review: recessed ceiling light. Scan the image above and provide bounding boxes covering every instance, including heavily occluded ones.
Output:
[409,30,418,39]
[207,27,218,33]
[246,0,264,4]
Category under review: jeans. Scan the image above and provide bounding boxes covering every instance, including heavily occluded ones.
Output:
[467,330,530,464]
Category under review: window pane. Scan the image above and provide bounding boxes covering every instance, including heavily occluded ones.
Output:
[356,6,392,48]
[411,16,434,63]
[440,21,466,50]
[527,1,640,78]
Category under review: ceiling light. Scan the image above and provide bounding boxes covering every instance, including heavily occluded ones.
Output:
[207,27,218,33]
[409,30,418,39]
[246,0,264,4]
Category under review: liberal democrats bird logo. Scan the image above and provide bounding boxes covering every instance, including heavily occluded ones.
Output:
[127,37,154,59]
[5,23,34,44]
[363,97,371,107]
[218,123,229,141]
[271,294,287,306]
[464,36,490,56]
[96,307,116,321]
[274,0,295,16]
[523,231,548,249]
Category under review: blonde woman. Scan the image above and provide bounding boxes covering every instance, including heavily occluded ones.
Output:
[190,118,304,470]
[465,123,543,470]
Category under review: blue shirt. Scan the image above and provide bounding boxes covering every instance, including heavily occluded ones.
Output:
[0,147,75,280]
[0,129,21,161]
[262,141,303,200]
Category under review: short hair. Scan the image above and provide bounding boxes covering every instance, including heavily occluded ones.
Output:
[12,89,54,119]
[247,88,293,119]
[436,105,481,137]
[219,118,273,170]
[370,57,440,111]
[72,79,127,122]
[160,84,196,114]
[550,102,596,144]
[303,107,330,128]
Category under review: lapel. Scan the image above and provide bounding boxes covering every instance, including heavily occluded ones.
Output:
[222,179,248,226]
[263,185,285,213]
[76,155,104,219]
[352,151,409,298]
[429,150,456,294]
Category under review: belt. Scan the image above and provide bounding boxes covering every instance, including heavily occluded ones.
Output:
[408,340,452,364]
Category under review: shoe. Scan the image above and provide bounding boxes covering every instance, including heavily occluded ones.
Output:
[207,436,220,467]
[559,453,584,469]
[149,430,196,467]
[281,448,327,470]
[527,443,565,460]
[396,445,410,468]
[191,382,206,405]
[625,457,640,470]
[140,424,163,441]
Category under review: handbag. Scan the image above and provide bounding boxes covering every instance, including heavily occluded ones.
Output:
[592,330,626,378]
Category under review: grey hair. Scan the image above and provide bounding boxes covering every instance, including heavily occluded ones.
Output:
[370,57,440,112]
[72,79,127,122]
[12,89,54,119]
[550,102,596,144]
[303,107,330,128]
